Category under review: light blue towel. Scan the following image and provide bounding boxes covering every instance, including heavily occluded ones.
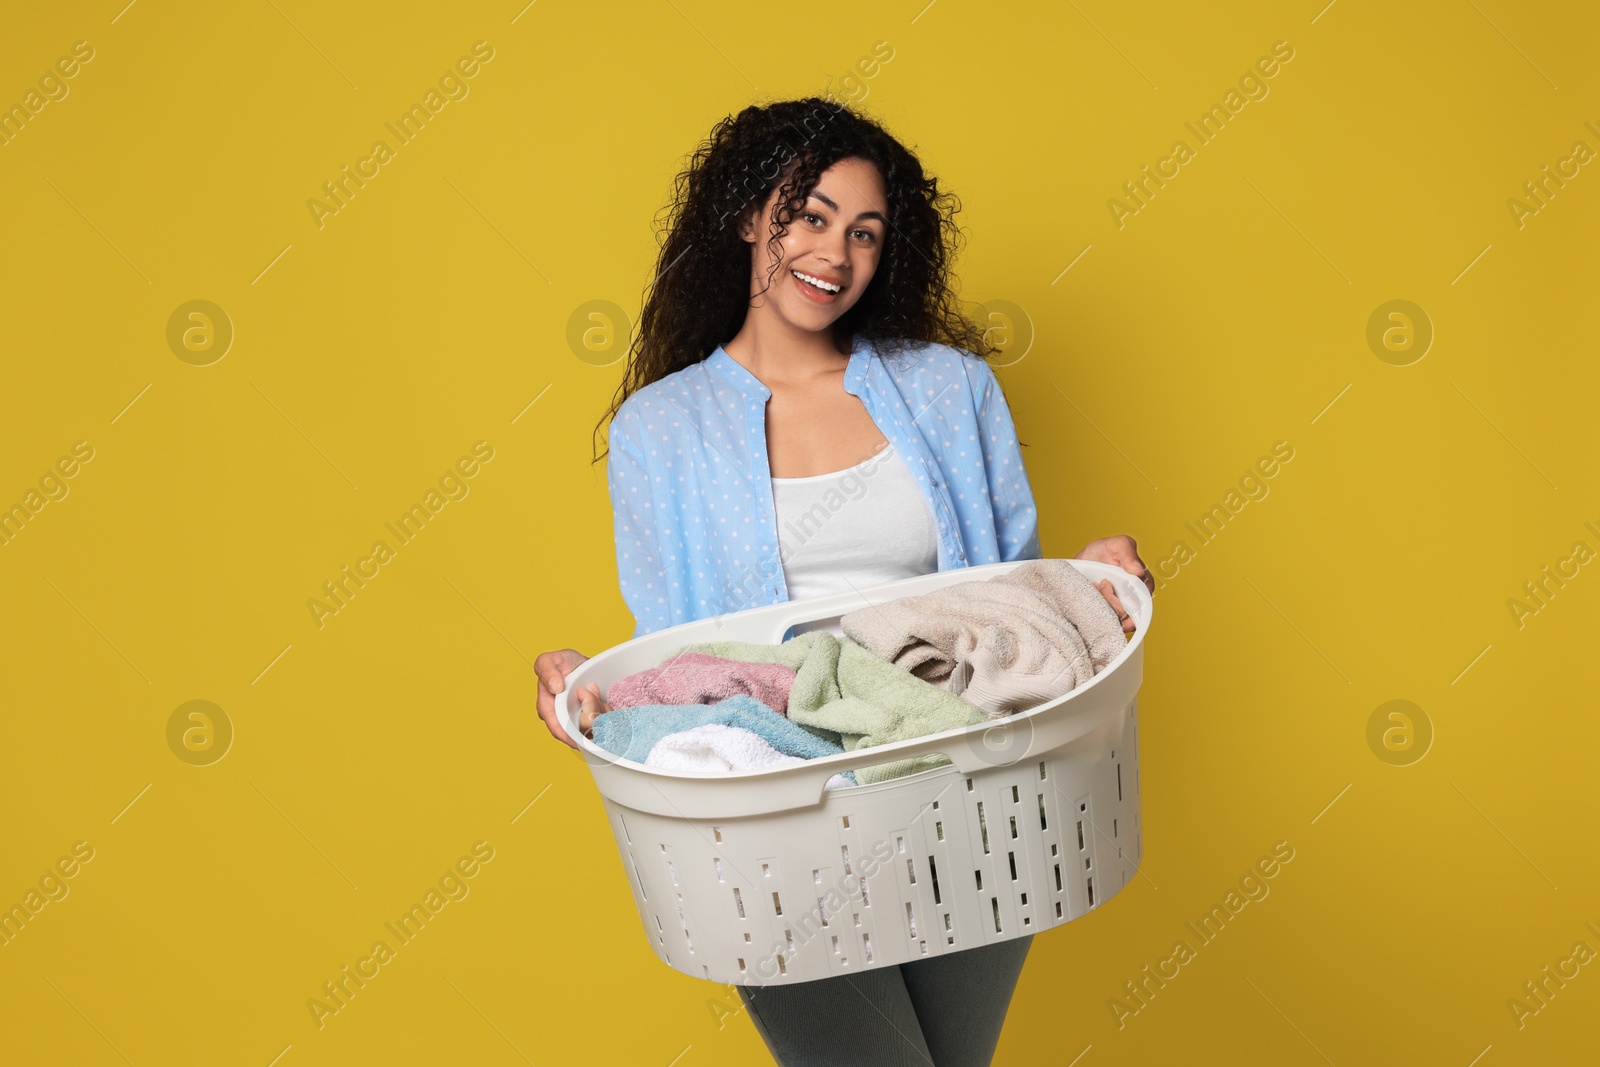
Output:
[591,694,858,784]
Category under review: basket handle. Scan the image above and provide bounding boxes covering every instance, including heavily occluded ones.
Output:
[574,663,1137,817]
[795,712,1082,779]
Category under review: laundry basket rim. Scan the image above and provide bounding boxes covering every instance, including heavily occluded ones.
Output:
[563,558,1152,785]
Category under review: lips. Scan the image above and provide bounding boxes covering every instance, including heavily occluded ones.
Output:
[791,268,844,303]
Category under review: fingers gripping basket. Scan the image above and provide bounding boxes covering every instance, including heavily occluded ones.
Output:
[560,559,1152,986]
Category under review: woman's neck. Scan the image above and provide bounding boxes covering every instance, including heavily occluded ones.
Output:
[724,315,852,388]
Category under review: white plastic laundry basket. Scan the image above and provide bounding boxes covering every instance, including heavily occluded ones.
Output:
[560,559,1152,986]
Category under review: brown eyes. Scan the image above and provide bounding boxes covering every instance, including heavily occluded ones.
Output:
[802,212,879,244]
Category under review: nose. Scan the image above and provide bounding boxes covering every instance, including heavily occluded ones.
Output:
[816,223,849,266]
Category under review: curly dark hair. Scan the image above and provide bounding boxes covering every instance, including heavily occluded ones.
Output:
[592,96,995,462]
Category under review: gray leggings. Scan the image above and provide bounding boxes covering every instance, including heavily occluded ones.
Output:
[735,934,1033,1066]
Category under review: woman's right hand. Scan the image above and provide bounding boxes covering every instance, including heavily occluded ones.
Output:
[535,648,602,749]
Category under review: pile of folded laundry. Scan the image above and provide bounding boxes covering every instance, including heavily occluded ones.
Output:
[589,560,1127,787]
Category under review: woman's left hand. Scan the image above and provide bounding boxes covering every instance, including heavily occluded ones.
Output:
[1076,535,1154,634]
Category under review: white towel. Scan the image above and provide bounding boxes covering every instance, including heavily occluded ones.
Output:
[645,723,855,790]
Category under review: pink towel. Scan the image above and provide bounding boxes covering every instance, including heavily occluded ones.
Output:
[605,652,797,715]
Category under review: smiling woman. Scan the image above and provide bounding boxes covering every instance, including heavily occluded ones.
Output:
[535,96,1156,1066]
[730,155,892,380]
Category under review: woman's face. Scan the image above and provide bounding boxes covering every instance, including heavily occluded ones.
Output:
[740,156,889,335]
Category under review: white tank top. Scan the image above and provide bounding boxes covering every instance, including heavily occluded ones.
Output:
[771,443,939,602]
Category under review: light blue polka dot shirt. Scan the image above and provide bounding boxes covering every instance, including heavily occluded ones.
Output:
[607,334,1041,638]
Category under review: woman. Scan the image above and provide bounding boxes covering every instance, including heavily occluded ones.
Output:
[536,96,1154,1066]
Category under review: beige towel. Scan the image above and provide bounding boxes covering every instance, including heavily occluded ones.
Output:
[839,559,1127,717]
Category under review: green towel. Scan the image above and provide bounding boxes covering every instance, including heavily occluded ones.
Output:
[668,631,988,784]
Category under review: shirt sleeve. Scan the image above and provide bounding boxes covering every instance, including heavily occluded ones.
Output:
[606,402,674,639]
[967,356,1042,561]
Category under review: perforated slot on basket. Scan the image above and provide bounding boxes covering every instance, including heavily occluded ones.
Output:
[713,826,722,842]
[732,887,745,918]
[1038,761,1047,780]
[771,891,783,916]
[785,929,794,953]
[1085,855,1092,869]
[974,869,983,890]
[905,902,917,938]
[762,863,770,878]
[1076,820,1085,850]
[1008,852,1017,881]
[1011,785,1020,802]
[1087,877,1095,906]
[818,896,830,926]
[714,858,725,883]
[920,940,928,954]
[842,814,851,828]
[1054,864,1062,891]
[906,857,917,884]
[991,897,1001,932]
[1114,818,1118,838]
[738,957,746,972]
[1117,762,1123,802]
[1020,892,1028,905]
[935,820,944,841]
[966,778,974,792]
[896,836,905,854]
[861,880,871,907]
[777,955,787,974]
[1056,901,1063,918]
[629,854,648,901]
[840,846,852,875]
[832,935,841,955]
[1038,794,1048,830]
[929,856,941,905]
[977,802,990,854]
[1009,815,1018,840]
[862,933,874,963]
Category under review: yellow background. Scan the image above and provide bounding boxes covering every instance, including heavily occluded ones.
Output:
[2,1,1596,1063]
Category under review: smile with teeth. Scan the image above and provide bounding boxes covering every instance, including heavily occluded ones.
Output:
[792,269,843,294]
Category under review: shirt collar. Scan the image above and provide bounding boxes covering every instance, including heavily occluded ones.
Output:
[706,334,874,400]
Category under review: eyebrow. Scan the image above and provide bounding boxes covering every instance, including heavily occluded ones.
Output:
[808,190,887,225]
